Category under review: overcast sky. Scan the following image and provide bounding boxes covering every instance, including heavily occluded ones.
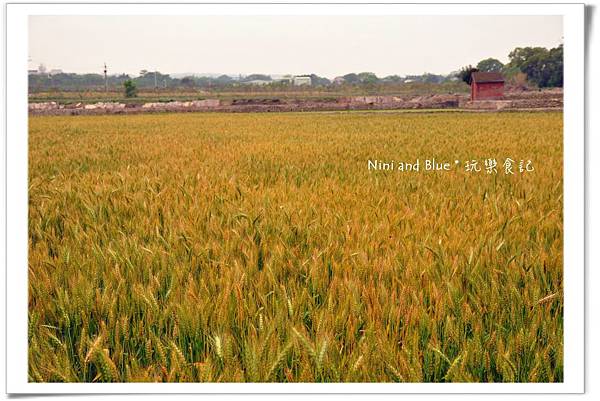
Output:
[29,15,562,78]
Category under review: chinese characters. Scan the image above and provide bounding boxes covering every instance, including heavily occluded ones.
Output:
[465,158,534,174]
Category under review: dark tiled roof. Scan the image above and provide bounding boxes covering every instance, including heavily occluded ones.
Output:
[471,72,505,83]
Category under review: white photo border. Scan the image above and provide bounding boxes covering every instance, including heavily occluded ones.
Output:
[5,2,585,394]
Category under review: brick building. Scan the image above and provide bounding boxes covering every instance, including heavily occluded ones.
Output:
[470,72,505,100]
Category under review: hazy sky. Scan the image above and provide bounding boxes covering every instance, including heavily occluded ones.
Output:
[29,15,562,78]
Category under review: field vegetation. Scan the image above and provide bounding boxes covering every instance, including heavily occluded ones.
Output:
[28,82,468,105]
[28,111,563,382]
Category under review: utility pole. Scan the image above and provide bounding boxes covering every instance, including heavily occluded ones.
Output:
[103,62,108,92]
[154,70,158,91]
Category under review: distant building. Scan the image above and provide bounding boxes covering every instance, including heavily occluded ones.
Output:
[333,76,345,85]
[245,79,271,86]
[293,75,312,86]
[270,75,293,84]
[279,75,294,84]
[49,69,63,75]
[470,72,505,100]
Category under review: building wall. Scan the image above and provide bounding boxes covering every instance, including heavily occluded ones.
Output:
[293,76,312,86]
[472,82,504,100]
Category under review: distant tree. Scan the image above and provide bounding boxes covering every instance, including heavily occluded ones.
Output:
[545,45,564,87]
[506,71,529,89]
[342,73,359,84]
[404,75,423,83]
[444,71,462,82]
[421,73,445,84]
[181,76,196,88]
[215,75,234,84]
[507,45,563,87]
[309,74,331,86]
[507,47,544,69]
[476,58,504,73]
[133,71,174,89]
[242,74,271,82]
[193,77,211,88]
[459,65,479,85]
[381,75,403,83]
[123,79,137,97]
[357,72,379,84]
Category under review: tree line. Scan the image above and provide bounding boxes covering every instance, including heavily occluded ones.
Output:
[28,71,455,92]
[29,44,563,93]
[460,44,563,88]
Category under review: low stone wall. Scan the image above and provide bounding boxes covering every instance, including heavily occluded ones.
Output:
[338,94,467,109]
[462,97,563,110]
[28,89,563,116]
[29,99,223,115]
[83,102,126,110]
[28,101,59,111]
[29,96,463,115]
[141,99,221,110]
[503,87,563,100]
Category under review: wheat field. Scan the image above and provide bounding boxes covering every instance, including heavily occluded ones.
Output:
[28,111,563,382]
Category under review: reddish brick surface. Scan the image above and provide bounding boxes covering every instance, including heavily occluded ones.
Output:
[471,81,504,100]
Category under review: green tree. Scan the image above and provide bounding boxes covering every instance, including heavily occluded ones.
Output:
[309,74,331,86]
[507,45,563,87]
[123,79,137,98]
[357,72,379,84]
[382,75,403,83]
[459,65,478,85]
[421,73,445,84]
[180,76,196,88]
[242,74,271,82]
[476,58,504,73]
[215,75,233,85]
[546,45,564,87]
[342,73,359,84]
